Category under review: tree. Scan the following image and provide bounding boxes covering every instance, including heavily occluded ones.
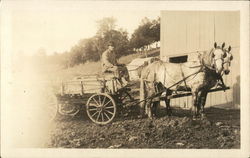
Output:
[51,17,131,68]
[106,30,130,58]
[149,17,160,42]
[96,17,117,37]
[94,17,130,58]
[130,17,160,49]
[84,38,100,61]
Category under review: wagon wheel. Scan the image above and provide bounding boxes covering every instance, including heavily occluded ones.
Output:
[86,93,116,125]
[58,101,80,116]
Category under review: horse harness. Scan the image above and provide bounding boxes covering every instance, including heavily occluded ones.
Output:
[143,59,226,100]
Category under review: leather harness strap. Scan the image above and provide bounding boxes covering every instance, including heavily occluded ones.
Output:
[180,64,188,90]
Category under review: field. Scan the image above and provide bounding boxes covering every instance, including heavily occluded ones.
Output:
[10,49,240,148]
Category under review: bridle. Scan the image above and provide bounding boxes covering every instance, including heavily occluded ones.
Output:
[200,49,225,73]
[211,56,224,71]
[223,60,231,66]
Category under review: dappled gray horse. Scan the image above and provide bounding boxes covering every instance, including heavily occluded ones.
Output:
[140,42,230,119]
[188,44,233,118]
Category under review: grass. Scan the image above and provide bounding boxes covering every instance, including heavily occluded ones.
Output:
[53,48,160,80]
[119,48,160,64]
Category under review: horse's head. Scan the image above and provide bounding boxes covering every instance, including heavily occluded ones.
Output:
[137,58,160,78]
[223,46,233,75]
[210,42,227,74]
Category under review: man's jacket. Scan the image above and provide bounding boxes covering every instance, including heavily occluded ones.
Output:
[101,49,118,72]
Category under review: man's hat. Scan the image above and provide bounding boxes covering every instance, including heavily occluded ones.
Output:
[108,41,115,47]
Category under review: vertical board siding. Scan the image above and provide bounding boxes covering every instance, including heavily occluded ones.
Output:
[198,12,215,51]
[161,11,240,109]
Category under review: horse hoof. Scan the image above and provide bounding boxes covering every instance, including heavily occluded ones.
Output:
[167,111,172,116]
[148,116,154,120]
[192,115,199,120]
[201,114,207,120]
[138,115,146,119]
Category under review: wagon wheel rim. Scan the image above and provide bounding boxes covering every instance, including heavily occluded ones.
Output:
[119,91,133,105]
[86,93,116,125]
[58,102,80,116]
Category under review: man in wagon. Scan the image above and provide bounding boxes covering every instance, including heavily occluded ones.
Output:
[101,42,129,87]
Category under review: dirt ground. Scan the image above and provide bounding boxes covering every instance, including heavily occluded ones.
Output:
[47,105,240,149]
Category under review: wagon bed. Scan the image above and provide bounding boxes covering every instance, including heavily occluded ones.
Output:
[55,74,133,125]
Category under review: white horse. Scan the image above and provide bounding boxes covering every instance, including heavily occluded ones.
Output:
[139,42,230,119]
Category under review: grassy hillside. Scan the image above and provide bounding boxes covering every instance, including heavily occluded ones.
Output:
[54,48,160,80]
[119,48,160,65]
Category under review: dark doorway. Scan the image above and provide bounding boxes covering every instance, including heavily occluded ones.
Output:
[169,55,188,63]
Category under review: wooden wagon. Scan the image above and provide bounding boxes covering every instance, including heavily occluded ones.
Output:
[54,74,133,125]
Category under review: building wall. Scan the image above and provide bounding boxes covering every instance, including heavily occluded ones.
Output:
[160,11,240,108]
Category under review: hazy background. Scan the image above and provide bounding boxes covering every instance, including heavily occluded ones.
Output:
[7,1,160,56]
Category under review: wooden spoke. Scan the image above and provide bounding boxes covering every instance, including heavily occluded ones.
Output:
[98,95,101,106]
[88,103,98,107]
[101,113,104,122]
[92,97,100,107]
[104,106,115,109]
[91,111,99,118]
[88,108,97,111]
[104,112,111,120]
[96,111,101,122]
[104,110,114,115]
[103,100,112,107]
[101,96,107,106]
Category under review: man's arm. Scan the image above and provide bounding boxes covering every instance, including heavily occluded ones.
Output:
[102,51,114,67]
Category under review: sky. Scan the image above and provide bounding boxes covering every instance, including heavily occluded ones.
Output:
[3,1,160,55]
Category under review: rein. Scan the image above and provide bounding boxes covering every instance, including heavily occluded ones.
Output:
[134,67,204,105]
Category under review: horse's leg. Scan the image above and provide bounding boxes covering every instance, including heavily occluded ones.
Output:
[165,90,172,116]
[152,99,160,117]
[146,82,156,119]
[196,91,203,119]
[191,90,199,119]
[139,79,146,117]
[146,99,153,119]
[200,91,208,119]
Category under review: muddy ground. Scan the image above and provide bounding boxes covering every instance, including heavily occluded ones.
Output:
[47,106,240,149]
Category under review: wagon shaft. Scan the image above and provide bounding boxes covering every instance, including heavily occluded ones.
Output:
[161,87,230,100]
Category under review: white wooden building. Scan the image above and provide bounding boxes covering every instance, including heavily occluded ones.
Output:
[160,11,240,109]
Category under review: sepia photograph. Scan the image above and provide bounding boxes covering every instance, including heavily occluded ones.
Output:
[1,1,249,158]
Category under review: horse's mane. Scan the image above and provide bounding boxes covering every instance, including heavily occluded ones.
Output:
[137,58,161,78]
[201,48,214,67]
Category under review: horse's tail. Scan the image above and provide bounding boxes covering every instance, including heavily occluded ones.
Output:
[139,77,146,115]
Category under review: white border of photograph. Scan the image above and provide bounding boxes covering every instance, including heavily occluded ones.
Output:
[1,1,249,158]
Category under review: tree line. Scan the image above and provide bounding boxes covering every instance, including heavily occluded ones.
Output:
[44,16,160,68]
